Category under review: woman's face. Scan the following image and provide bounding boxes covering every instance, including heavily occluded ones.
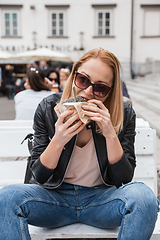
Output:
[60,72,68,82]
[48,72,58,84]
[73,58,114,103]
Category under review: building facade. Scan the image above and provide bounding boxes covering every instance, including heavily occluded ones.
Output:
[0,0,160,79]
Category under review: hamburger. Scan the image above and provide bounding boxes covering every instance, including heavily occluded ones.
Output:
[54,96,97,125]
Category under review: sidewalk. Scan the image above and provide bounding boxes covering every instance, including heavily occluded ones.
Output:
[125,73,160,167]
[126,73,160,200]
[0,94,15,120]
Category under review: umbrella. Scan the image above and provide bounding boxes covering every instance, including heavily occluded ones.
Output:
[0,50,14,60]
[8,48,73,63]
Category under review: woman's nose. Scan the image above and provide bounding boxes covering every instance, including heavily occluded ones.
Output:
[84,85,93,95]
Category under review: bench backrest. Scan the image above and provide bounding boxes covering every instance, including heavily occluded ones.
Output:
[133,127,157,195]
[0,119,157,196]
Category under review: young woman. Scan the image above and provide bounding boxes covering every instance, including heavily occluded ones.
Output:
[45,67,62,93]
[0,49,159,240]
[59,67,70,90]
[14,67,53,120]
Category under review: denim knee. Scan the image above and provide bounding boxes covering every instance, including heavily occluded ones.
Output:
[0,185,20,208]
[121,182,159,220]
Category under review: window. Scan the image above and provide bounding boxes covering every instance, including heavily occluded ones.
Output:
[2,10,20,37]
[96,10,112,36]
[144,10,160,36]
[92,5,116,37]
[141,5,160,37]
[50,11,66,36]
[45,5,69,37]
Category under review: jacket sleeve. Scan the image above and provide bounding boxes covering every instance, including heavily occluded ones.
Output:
[27,95,58,185]
[109,103,136,188]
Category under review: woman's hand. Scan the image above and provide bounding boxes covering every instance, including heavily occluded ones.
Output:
[54,110,85,147]
[45,77,53,90]
[83,99,123,164]
[83,99,116,139]
[40,110,85,169]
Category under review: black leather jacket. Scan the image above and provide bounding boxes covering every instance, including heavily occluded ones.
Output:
[27,93,136,189]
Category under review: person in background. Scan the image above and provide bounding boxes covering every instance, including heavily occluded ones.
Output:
[121,80,132,105]
[40,60,48,71]
[45,68,62,93]
[59,68,70,90]
[3,64,16,99]
[33,61,39,69]
[14,68,53,120]
[0,49,159,240]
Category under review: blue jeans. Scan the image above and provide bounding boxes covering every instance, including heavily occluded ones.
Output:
[0,181,159,240]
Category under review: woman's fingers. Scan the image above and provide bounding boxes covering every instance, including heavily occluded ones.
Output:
[88,99,108,111]
[58,110,74,123]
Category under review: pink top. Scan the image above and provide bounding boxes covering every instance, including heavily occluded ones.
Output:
[64,137,103,187]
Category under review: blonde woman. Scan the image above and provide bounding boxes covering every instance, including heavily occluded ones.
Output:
[0,49,159,240]
[59,67,70,90]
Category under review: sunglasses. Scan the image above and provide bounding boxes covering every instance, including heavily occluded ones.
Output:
[74,72,112,98]
[48,77,59,83]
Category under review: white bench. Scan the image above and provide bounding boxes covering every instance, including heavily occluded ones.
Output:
[0,120,33,132]
[0,118,159,239]
[0,120,33,186]
[0,120,33,128]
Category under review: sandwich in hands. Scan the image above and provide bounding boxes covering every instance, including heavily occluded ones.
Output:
[54,96,97,125]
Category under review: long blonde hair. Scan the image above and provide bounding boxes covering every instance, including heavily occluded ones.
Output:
[61,49,123,133]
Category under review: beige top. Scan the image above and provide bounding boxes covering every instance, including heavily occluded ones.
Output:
[64,137,103,187]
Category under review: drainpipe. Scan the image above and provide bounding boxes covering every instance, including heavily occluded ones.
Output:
[130,0,134,79]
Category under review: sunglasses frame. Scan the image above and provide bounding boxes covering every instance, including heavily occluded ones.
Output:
[74,72,112,98]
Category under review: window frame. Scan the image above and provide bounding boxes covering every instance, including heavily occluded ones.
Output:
[141,4,160,38]
[48,9,67,37]
[2,9,20,37]
[95,9,113,37]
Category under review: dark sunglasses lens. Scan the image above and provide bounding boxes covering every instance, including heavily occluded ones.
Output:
[93,84,110,97]
[75,74,90,89]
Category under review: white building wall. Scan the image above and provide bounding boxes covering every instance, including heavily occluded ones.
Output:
[0,1,131,60]
[0,0,160,78]
[133,0,160,75]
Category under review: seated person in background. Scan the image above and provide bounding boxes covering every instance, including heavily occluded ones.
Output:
[121,80,132,105]
[14,68,54,120]
[3,64,16,99]
[40,60,48,75]
[59,68,70,90]
[45,68,62,93]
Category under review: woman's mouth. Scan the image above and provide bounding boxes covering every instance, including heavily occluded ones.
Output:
[80,96,90,101]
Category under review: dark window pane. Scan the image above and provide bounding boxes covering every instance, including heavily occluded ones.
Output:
[52,14,56,19]
[59,13,63,19]
[98,13,102,19]
[98,29,102,35]
[52,29,56,35]
[13,21,17,27]
[106,20,109,26]
[5,22,10,27]
[5,13,9,20]
[98,20,102,27]
[60,29,63,35]
[6,29,10,35]
[13,29,17,35]
[59,21,63,27]
[106,12,110,18]
[105,28,110,34]
[12,13,17,20]
[52,21,56,27]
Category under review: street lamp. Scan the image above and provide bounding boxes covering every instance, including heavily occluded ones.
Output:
[32,31,37,50]
[79,32,84,51]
